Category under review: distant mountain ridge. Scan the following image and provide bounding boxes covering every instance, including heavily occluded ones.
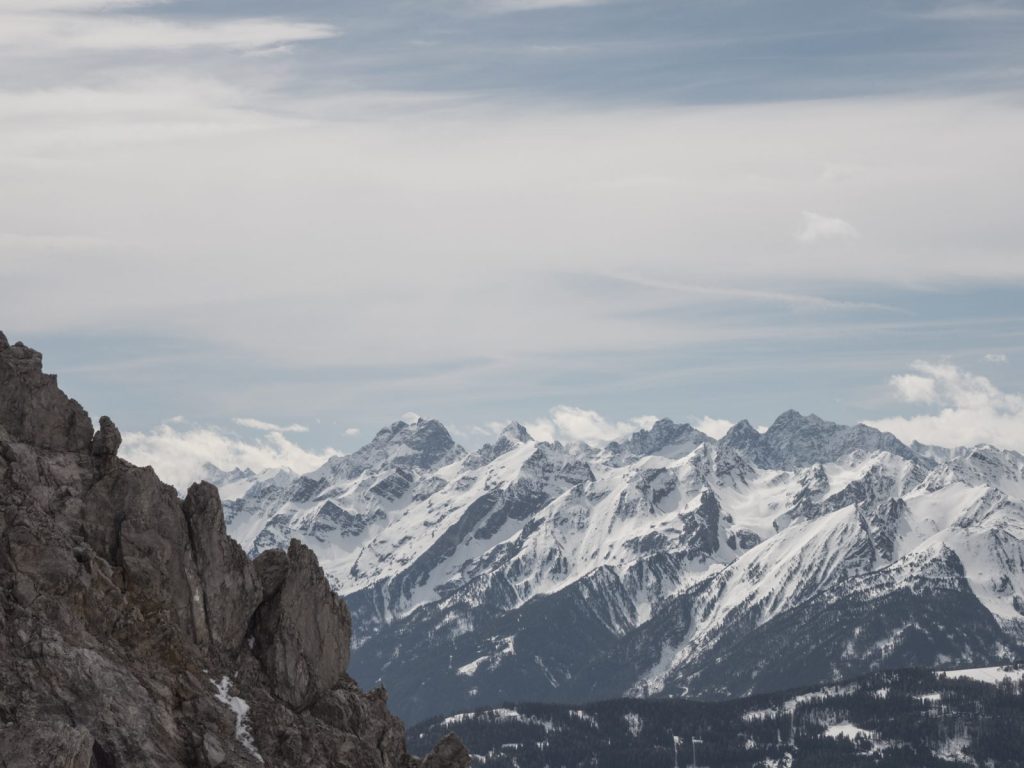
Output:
[222,410,1024,722]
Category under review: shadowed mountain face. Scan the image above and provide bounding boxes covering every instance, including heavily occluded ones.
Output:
[0,331,468,768]
[224,389,1024,723]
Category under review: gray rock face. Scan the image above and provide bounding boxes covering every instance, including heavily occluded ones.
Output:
[0,337,93,451]
[0,333,468,768]
[182,482,263,651]
[251,539,352,710]
[0,722,94,768]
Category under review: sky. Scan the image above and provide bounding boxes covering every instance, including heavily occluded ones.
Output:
[1,0,1023,484]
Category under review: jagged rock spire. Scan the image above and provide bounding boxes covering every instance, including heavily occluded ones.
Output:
[90,415,122,458]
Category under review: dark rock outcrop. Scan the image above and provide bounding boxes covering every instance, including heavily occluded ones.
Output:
[420,734,471,768]
[90,415,122,459]
[0,333,468,767]
[251,539,351,710]
[182,482,263,652]
[0,334,93,451]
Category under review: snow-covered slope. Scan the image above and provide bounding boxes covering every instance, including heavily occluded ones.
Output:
[201,462,297,502]
[222,410,1024,722]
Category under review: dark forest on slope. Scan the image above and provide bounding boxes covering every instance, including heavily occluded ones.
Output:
[410,667,1024,768]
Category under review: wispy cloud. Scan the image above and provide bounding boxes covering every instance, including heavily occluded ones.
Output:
[0,13,336,54]
[796,211,860,244]
[606,273,900,313]
[467,0,610,15]
[0,0,335,59]
[985,352,1008,363]
[233,417,309,433]
[922,2,1024,21]
[522,405,657,444]
[0,1,164,9]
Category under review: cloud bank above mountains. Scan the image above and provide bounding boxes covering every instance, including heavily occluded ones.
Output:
[121,421,335,490]
[868,360,1024,452]
[118,358,1024,491]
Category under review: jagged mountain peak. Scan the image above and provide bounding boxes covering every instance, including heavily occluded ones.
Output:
[202,462,257,482]
[922,443,1024,497]
[316,416,465,480]
[726,409,920,469]
[463,422,536,470]
[374,414,451,443]
[719,418,761,450]
[499,420,533,443]
[770,408,824,426]
[911,439,955,463]
[962,443,1024,462]
[606,417,711,462]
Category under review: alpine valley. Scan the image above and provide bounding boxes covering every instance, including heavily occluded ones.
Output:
[218,412,1024,724]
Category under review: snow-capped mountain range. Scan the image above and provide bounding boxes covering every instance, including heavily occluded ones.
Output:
[220,411,1024,723]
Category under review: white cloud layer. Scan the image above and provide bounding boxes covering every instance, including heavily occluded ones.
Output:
[866,361,1024,451]
[7,92,1020,372]
[522,405,658,444]
[120,423,336,490]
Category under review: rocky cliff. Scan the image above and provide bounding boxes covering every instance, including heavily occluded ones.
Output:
[0,332,469,768]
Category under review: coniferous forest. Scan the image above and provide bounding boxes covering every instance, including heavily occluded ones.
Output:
[409,667,1024,767]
